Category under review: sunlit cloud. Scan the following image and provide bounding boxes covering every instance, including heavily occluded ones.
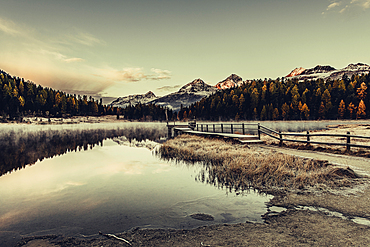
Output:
[95,67,146,82]
[340,5,349,13]
[38,49,85,63]
[149,68,172,80]
[63,57,85,63]
[64,28,105,47]
[0,17,20,35]
[323,0,370,15]
[157,84,181,92]
[327,1,342,10]
[94,67,172,82]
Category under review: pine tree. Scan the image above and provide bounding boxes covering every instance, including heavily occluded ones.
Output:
[272,108,279,120]
[347,102,356,119]
[260,105,267,120]
[338,100,346,119]
[281,103,290,120]
[357,82,367,101]
[301,103,310,120]
[356,100,366,119]
[318,101,325,119]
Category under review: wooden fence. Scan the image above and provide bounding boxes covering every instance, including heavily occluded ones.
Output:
[195,123,370,151]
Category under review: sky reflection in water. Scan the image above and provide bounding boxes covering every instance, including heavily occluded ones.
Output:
[0,139,271,240]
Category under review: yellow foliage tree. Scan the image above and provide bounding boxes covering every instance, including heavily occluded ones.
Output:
[301,103,310,120]
[356,100,366,119]
[347,102,356,119]
[357,82,367,101]
[338,100,346,119]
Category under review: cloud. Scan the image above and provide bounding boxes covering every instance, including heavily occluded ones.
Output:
[327,1,342,10]
[37,49,85,63]
[64,29,105,47]
[157,85,181,92]
[95,67,146,82]
[149,68,172,80]
[63,57,85,63]
[0,17,20,35]
[351,0,370,8]
[323,0,370,15]
[95,67,172,82]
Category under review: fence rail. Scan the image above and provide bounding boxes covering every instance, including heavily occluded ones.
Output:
[194,122,370,151]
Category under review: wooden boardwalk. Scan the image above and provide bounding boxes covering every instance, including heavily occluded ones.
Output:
[168,121,370,151]
[173,127,264,144]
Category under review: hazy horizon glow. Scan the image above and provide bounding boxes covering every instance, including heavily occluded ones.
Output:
[1,0,370,103]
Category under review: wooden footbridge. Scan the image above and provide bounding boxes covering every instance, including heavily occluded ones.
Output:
[167,120,370,151]
[167,120,264,144]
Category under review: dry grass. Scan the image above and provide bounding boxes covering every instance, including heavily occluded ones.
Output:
[157,134,362,193]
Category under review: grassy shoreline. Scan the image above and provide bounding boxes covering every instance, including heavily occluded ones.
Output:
[157,134,363,194]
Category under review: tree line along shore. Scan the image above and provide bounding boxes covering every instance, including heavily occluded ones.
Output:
[1,69,369,122]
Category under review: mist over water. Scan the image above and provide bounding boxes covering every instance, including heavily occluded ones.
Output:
[0,122,167,176]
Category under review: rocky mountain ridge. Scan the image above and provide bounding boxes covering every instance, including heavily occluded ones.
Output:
[110,63,370,111]
[215,74,243,89]
[109,91,158,108]
[285,63,370,81]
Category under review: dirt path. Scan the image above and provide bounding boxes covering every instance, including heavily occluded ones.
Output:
[259,145,370,177]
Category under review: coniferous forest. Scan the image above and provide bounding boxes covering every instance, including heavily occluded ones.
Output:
[0,70,173,121]
[1,69,369,121]
[178,74,369,121]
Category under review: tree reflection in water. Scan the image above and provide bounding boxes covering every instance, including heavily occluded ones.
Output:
[0,126,166,177]
[156,155,261,196]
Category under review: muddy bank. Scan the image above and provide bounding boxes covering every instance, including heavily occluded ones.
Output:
[16,209,370,246]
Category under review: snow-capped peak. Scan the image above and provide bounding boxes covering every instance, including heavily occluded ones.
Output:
[109,91,158,108]
[215,74,243,89]
[286,67,305,77]
[285,63,370,81]
[178,78,216,93]
[343,63,370,71]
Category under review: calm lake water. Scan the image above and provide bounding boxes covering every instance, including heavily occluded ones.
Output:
[0,138,272,246]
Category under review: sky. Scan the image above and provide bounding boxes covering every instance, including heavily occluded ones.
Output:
[1,0,370,104]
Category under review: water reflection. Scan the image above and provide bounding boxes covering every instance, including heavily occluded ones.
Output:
[0,139,271,246]
[0,125,165,177]
[157,155,260,196]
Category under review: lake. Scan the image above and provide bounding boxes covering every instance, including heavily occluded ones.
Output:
[0,126,272,246]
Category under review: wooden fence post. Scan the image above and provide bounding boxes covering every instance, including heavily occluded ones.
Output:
[306,131,310,145]
[279,131,283,146]
[257,123,261,140]
[347,132,351,152]
[221,124,223,133]
[213,124,215,133]
[168,126,172,139]
[206,124,208,132]
[231,124,233,134]
[242,123,245,135]
[201,124,203,132]
[197,124,198,131]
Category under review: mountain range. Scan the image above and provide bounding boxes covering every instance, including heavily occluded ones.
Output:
[285,63,370,81]
[109,63,370,111]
